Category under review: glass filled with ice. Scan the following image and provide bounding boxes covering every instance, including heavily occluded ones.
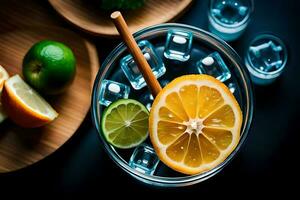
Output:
[208,0,254,41]
[245,34,288,85]
[91,23,254,187]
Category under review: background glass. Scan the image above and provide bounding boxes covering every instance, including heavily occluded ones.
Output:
[245,34,288,85]
[208,0,254,41]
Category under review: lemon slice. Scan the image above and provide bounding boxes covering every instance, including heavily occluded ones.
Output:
[149,74,242,175]
[0,65,9,123]
[1,74,58,127]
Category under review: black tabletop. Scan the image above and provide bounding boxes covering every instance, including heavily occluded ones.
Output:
[1,0,299,196]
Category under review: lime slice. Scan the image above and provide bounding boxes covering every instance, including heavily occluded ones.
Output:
[101,99,149,149]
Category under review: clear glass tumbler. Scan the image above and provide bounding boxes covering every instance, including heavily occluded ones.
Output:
[91,23,254,187]
[244,34,288,85]
[208,0,254,41]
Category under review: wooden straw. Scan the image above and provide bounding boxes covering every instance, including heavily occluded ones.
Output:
[111,11,162,97]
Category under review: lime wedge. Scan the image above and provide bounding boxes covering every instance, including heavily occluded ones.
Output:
[101,99,149,149]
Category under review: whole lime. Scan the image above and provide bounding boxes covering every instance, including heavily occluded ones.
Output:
[22,40,76,95]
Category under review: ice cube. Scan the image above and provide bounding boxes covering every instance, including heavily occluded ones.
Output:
[164,30,193,62]
[129,144,159,175]
[120,40,166,90]
[197,52,231,82]
[99,79,130,106]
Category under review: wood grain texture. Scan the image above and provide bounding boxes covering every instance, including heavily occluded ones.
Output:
[0,26,99,173]
[48,0,193,37]
[0,0,63,30]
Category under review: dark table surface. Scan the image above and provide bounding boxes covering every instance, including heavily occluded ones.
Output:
[0,0,299,196]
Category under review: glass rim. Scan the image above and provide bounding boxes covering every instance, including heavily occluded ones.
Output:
[245,33,288,76]
[91,23,254,187]
[208,0,255,28]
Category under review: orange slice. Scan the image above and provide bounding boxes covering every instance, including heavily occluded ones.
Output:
[1,74,58,127]
[0,65,9,123]
[149,75,242,175]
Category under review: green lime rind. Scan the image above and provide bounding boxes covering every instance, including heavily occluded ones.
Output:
[22,40,76,95]
[101,99,149,149]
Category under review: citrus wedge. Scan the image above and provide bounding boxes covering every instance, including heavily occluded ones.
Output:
[0,65,9,123]
[1,74,58,127]
[149,74,242,175]
[101,99,149,149]
[0,65,9,91]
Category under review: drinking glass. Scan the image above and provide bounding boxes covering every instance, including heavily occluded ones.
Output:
[208,0,254,41]
[244,34,288,85]
[91,23,254,187]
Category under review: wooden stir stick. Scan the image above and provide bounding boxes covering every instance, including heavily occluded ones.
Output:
[111,11,162,98]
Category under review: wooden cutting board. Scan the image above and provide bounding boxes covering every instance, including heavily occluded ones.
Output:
[0,26,99,173]
[48,0,193,37]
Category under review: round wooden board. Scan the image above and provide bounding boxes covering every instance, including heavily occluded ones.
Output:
[48,0,193,37]
[0,26,99,173]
